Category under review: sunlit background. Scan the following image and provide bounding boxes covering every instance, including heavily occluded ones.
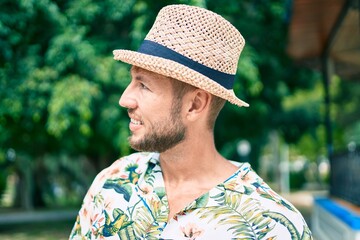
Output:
[0,0,359,239]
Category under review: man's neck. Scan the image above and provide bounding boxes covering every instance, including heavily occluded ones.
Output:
[158,136,237,185]
[158,134,238,220]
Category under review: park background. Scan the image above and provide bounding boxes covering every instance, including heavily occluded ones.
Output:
[0,0,359,239]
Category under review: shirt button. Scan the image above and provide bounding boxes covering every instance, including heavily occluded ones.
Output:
[161,205,167,212]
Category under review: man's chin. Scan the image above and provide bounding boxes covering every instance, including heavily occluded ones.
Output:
[129,137,150,152]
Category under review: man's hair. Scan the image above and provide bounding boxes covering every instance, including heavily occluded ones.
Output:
[170,78,226,130]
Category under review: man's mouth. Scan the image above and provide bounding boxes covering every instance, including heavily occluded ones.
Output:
[130,118,143,125]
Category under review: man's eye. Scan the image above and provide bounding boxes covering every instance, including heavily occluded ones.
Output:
[140,83,149,90]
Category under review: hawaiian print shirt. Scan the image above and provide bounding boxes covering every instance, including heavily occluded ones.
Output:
[70,152,312,239]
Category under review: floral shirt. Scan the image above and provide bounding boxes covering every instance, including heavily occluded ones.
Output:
[70,152,312,240]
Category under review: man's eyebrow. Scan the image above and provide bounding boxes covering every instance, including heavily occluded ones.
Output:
[130,68,143,81]
[134,74,143,81]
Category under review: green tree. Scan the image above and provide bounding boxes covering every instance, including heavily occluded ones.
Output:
[1,0,324,208]
[0,0,136,207]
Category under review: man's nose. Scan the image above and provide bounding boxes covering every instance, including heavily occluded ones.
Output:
[119,85,136,109]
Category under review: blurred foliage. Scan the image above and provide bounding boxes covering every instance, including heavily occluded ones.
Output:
[0,0,357,208]
[211,0,322,170]
[332,76,360,150]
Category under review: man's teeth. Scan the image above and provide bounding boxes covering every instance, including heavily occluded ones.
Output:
[131,118,142,125]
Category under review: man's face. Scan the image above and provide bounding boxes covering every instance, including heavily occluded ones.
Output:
[119,67,186,152]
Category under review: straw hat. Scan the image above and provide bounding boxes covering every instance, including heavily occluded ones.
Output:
[113,4,249,107]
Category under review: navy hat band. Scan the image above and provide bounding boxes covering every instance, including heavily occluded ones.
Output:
[138,40,235,90]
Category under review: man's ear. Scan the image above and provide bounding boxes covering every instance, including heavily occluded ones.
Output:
[186,89,211,120]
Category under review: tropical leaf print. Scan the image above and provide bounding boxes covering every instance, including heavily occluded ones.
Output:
[103,180,133,202]
[125,163,140,184]
[253,183,297,213]
[301,225,313,240]
[211,191,226,205]
[258,192,297,212]
[117,224,137,239]
[279,199,297,212]
[183,193,210,213]
[132,206,154,236]
[100,208,133,237]
[154,187,166,200]
[197,192,274,239]
[92,192,105,208]
[243,185,255,195]
[224,196,274,238]
[143,162,164,188]
[146,161,156,173]
[262,211,301,239]
[195,193,209,208]
[132,205,166,239]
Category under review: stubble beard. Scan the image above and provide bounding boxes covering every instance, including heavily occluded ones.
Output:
[128,99,186,153]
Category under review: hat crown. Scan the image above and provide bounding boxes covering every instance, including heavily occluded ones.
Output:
[145,5,245,75]
[113,4,249,107]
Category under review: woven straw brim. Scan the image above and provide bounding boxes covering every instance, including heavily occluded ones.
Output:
[113,50,249,107]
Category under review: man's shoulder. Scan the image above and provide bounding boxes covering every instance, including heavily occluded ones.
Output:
[115,151,158,166]
[87,152,158,192]
[102,152,159,178]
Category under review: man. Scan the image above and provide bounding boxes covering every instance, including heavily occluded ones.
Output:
[70,4,312,239]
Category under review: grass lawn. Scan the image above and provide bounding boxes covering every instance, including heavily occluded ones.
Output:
[0,220,74,240]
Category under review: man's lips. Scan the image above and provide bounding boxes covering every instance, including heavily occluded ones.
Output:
[130,118,142,125]
[129,117,143,132]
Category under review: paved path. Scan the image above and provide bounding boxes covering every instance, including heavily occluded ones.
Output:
[0,209,77,225]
